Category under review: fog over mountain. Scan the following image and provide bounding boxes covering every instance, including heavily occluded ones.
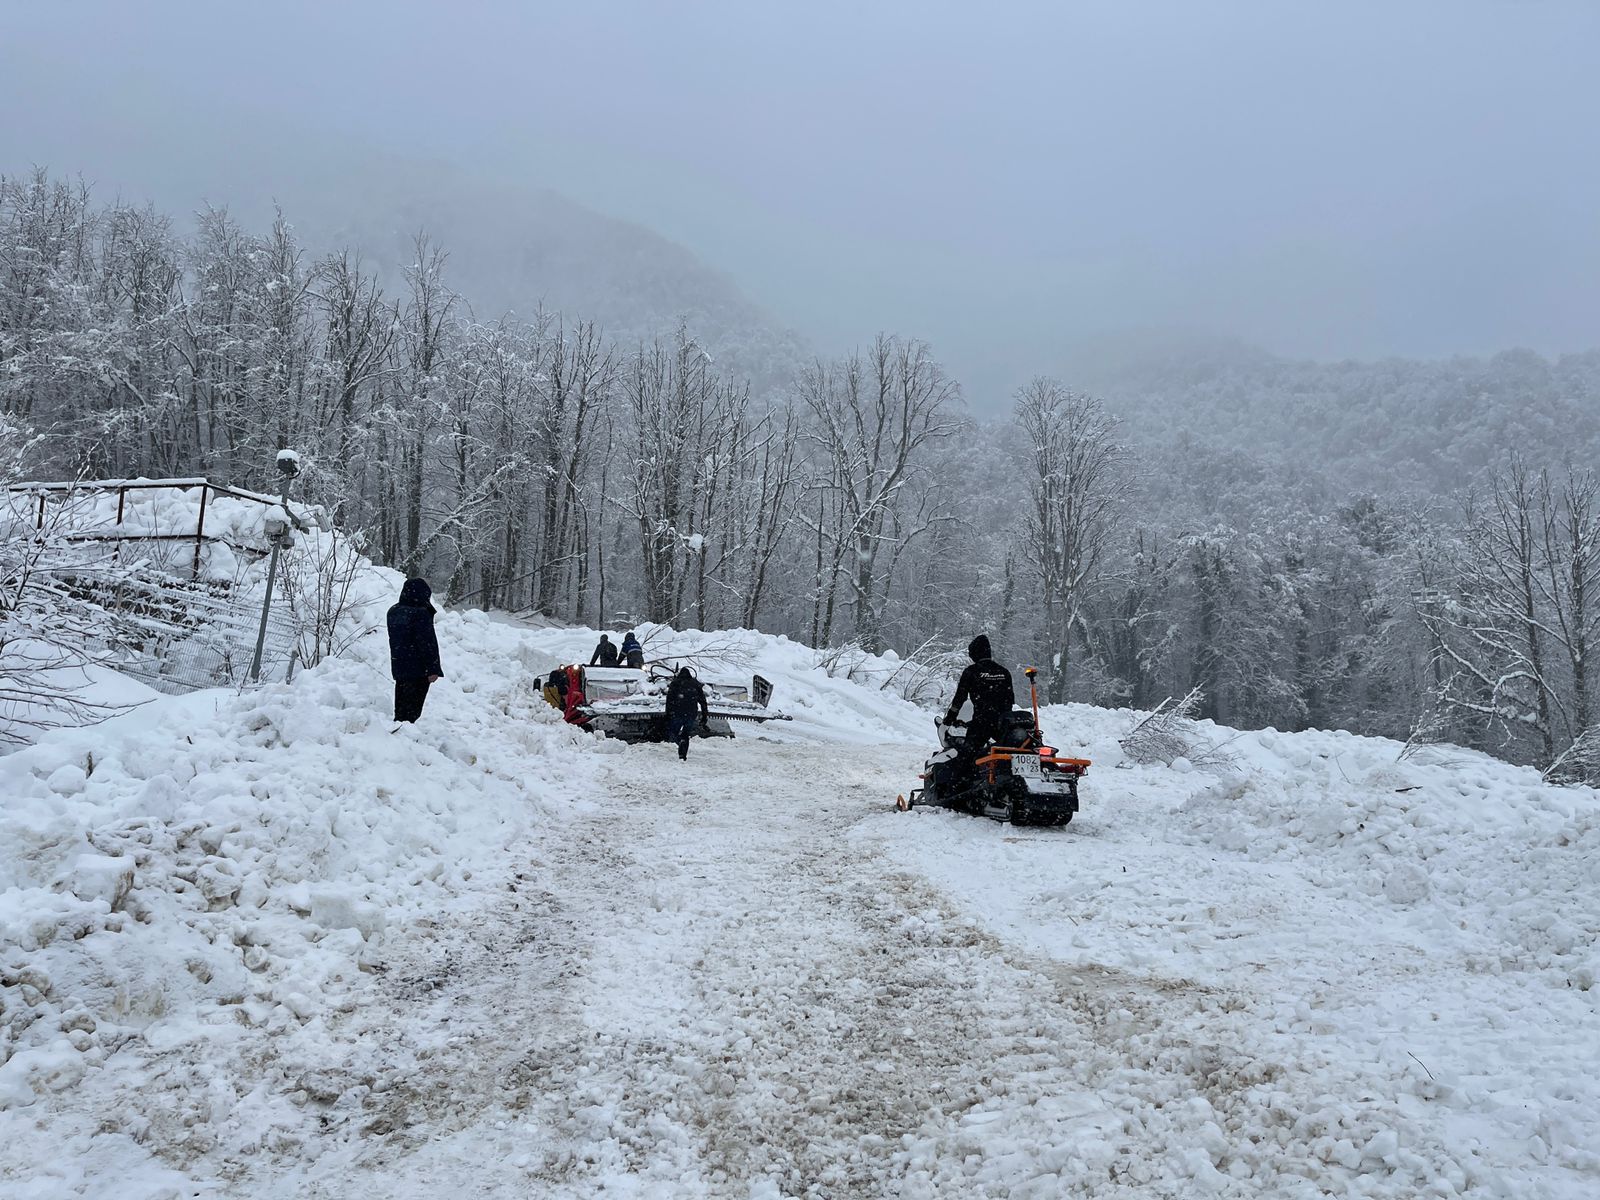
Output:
[4,0,1598,405]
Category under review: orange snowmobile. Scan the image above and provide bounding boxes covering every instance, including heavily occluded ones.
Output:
[898,668,1089,826]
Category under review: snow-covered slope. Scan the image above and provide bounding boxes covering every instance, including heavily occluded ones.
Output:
[3,619,1598,1198]
[0,610,592,1128]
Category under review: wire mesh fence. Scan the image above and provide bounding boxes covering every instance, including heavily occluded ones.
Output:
[56,564,299,694]
[4,480,303,697]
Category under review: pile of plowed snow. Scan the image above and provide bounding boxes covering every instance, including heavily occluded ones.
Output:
[1178,724,1600,977]
[0,605,593,1111]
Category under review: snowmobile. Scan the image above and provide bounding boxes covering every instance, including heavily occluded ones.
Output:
[560,663,788,743]
[897,668,1089,826]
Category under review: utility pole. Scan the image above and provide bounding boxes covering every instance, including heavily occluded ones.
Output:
[249,449,305,683]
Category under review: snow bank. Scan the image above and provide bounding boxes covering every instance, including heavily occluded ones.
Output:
[1178,723,1600,980]
[0,605,597,1114]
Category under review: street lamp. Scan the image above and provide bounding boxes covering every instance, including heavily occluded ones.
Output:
[248,449,307,683]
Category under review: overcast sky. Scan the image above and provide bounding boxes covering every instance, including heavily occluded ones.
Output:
[3,0,1597,397]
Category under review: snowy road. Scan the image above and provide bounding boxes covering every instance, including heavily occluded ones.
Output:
[282,737,1142,1197]
[178,736,1486,1198]
[210,730,1597,1199]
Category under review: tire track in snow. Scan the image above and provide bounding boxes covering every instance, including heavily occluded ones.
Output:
[471,740,1202,1195]
[507,739,1475,1199]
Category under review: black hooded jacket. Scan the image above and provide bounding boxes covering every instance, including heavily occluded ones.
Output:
[590,636,620,667]
[387,578,443,681]
[665,668,709,721]
[946,635,1014,728]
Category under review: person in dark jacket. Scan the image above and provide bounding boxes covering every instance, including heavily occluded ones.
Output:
[590,634,620,668]
[664,666,710,760]
[387,578,443,722]
[944,634,1015,773]
[621,630,644,670]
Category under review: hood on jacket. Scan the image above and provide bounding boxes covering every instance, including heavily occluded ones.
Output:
[968,634,992,661]
[398,578,434,608]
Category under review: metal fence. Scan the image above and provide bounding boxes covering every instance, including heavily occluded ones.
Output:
[5,479,300,694]
[6,477,282,577]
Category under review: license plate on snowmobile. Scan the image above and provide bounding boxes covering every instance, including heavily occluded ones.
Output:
[1011,754,1041,777]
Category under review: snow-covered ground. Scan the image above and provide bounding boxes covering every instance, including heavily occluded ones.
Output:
[2,616,1597,1197]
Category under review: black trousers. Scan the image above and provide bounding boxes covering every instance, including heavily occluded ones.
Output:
[666,712,699,759]
[956,720,1002,781]
[395,678,431,723]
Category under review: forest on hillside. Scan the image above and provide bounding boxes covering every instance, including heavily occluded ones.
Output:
[7,169,1600,779]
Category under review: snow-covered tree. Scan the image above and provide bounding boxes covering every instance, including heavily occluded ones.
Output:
[1014,379,1129,703]
[799,335,958,654]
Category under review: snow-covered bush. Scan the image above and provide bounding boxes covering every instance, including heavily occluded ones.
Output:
[0,463,149,746]
[1543,724,1600,786]
[1119,688,1239,770]
[815,638,962,708]
[276,518,390,672]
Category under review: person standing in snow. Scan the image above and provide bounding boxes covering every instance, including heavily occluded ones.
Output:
[387,578,443,723]
[664,666,710,761]
[944,634,1015,771]
[621,630,644,669]
[590,634,620,668]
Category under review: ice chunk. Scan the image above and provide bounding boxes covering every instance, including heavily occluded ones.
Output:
[46,764,87,796]
[308,887,386,939]
[1570,958,1597,991]
[1383,863,1430,905]
[0,1041,86,1109]
[69,854,134,911]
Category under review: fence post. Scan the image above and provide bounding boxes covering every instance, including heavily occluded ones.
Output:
[112,484,127,569]
[193,483,209,579]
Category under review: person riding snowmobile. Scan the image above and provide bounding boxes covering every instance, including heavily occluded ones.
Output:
[590,634,620,668]
[664,666,710,761]
[621,630,644,669]
[944,635,1015,778]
